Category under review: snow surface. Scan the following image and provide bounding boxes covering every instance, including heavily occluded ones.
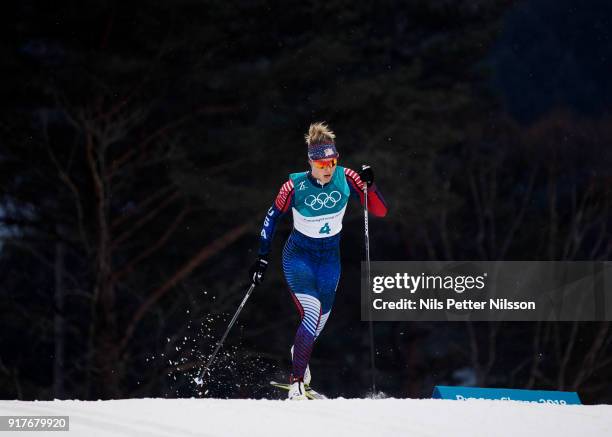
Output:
[0,398,611,437]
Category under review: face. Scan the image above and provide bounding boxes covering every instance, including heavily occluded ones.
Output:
[309,158,337,184]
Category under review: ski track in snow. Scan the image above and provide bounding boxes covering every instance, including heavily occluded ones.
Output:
[0,398,611,437]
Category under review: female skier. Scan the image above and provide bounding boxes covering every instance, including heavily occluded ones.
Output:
[249,122,388,400]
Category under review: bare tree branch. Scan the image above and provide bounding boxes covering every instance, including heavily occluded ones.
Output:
[118,221,254,353]
[113,205,190,281]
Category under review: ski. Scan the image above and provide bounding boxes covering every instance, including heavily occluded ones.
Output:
[304,387,327,400]
[270,381,328,400]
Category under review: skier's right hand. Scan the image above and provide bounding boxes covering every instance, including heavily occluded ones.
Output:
[249,256,268,285]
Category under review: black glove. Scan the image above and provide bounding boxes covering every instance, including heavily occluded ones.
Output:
[249,256,268,285]
[358,165,374,187]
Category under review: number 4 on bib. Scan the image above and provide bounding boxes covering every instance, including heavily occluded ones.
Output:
[319,223,331,234]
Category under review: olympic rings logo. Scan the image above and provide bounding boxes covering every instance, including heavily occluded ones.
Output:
[304,191,342,210]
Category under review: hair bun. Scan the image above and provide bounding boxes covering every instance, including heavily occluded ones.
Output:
[305,122,336,146]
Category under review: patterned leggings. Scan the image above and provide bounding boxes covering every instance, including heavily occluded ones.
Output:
[282,230,341,379]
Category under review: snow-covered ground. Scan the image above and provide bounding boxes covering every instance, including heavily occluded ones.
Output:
[0,398,610,437]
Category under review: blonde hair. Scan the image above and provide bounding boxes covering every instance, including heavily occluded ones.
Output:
[305,122,336,146]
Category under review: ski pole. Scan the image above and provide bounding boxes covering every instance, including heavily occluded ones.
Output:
[363,173,377,394]
[196,282,256,385]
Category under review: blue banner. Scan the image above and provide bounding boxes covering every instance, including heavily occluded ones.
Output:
[432,386,581,405]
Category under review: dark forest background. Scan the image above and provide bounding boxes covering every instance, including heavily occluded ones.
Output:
[1,0,612,403]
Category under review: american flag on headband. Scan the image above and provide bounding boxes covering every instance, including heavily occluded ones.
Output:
[308,143,339,160]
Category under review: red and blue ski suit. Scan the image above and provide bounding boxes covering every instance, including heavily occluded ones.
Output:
[258,166,387,379]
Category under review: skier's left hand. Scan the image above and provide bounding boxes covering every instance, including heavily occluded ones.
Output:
[358,165,374,187]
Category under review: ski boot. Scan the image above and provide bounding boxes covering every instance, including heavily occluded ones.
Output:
[288,376,307,400]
